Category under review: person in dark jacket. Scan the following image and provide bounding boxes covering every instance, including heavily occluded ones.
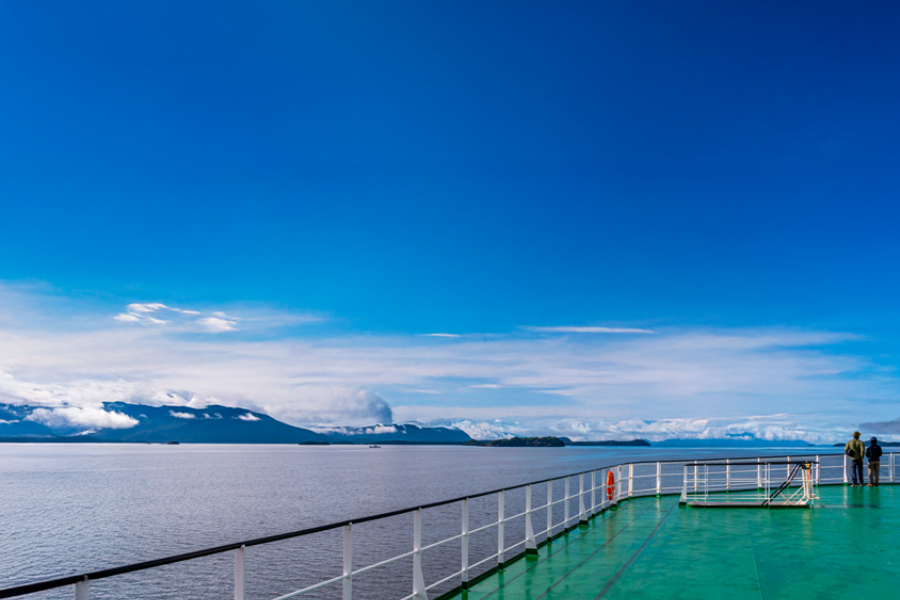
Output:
[845,431,865,486]
[866,436,883,487]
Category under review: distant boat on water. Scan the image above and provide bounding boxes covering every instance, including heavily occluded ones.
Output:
[369,445,381,449]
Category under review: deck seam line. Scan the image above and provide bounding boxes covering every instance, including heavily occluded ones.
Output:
[531,501,675,600]
[592,503,677,600]
[469,504,660,600]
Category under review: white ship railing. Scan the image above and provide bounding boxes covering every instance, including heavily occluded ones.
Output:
[0,451,893,600]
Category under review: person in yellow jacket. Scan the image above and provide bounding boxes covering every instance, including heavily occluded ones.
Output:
[845,431,865,486]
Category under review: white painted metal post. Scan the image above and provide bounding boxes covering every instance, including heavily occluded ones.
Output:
[815,455,821,485]
[656,462,662,496]
[497,490,505,565]
[617,466,623,502]
[75,578,89,600]
[628,464,634,498]
[563,477,570,528]
[343,524,352,600]
[413,509,427,600]
[525,485,536,552]
[693,462,698,492]
[579,474,587,523]
[546,480,553,537]
[726,459,731,492]
[787,456,791,485]
[891,453,895,484]
[757,458,762,489]
[234,546,245,600]
[681,465,688,501]
[591,470,596,515]
[461,499,469,586]
[843,453,848,484]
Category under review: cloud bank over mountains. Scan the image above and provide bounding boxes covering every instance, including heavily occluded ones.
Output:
[0,283,897,442]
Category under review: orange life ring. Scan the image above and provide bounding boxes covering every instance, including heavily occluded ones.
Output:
[606,471,616,501]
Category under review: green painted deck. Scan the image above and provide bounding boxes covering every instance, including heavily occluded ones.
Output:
[451,485,900,600]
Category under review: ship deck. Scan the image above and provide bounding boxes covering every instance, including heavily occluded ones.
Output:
[449,485,899,600]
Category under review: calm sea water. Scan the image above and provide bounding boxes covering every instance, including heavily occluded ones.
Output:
[0,444,836,600]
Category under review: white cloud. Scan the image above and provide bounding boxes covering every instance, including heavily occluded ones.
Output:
[26,406,138,430]
[236,413,260,421]
[424,333,461,338]
[169,411,196,419]
[527,326,656,334]
[197,317,237,333]
[0,283,897,441]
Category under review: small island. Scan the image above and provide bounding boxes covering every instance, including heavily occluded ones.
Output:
[464,436,566,447]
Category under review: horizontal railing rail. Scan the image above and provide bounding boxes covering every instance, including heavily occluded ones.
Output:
[2,450,890,600]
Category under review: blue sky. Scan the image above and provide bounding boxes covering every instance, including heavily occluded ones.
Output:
[1,1,899,441]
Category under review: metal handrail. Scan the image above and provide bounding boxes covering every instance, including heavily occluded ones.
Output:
[0,450,860,600]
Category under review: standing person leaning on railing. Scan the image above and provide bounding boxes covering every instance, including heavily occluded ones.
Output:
[866,437,883,487]
[845,431,865,486]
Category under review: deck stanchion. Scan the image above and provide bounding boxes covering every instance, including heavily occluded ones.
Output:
[815,456,820,485]
[563,477,570,528]
[843,454,848,484]
[547,480,553,538]
[616,466,623,503]
[656,462,662,497]
[234,546,245,600]
[343,525,352,600]
[681,465,688,502]
[525,485,537,554]
[579,474,587,523]
[891,453,895,484]
[693,462,698,492]
[75,578,89,600]
[757,458,762,490]
[413,509,427,600]
[461,499,469,588]
[726,459,731,492]
[591,470,596,515]
[628,464,634,498]
[497,490,505,565]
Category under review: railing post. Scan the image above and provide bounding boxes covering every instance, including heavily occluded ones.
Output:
[891,453,895,484]
[787,456,791,485]
[681,465,687,502]
[75,578,89,600]
[461,499,469,587]
[815,455,820,485]
[757,458,762,490]
[726,459,731,492]
[546,480,553,539]
[591,470,596,515]
[843,453,848,484]
[656,462,661,497]
[563,477,570,528]
[579,474,587,523]
[525,485,537,553]
[497,490,505,566]
[628,464,634,498]
[616,466,623,503]
[693,462,698,492]
[343,524,352,600]
[413,509,428,600]
[234,545,245,600]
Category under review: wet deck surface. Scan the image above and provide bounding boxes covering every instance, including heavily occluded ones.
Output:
[450,485,900,599]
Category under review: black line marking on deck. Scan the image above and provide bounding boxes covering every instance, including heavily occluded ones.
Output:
[593,502,677,600]
[471,503,661,600]
[529,500,676,600]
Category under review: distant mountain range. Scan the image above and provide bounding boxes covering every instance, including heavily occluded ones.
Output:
[0,403,472,444]
[0,403,829,446]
